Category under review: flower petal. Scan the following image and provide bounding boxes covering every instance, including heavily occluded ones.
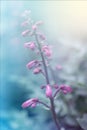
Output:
[46,85,52,98]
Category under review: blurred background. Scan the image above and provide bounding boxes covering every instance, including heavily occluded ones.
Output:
[0,1,87,130]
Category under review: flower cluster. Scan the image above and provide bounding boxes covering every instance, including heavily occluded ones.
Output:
[21,10,72,107]
[60,85,72,94]
[42,45,52,57]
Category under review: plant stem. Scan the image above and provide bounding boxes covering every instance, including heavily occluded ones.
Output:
[53,87,61,98]
[35,33,49,84]
[34,33,61,130]
[50,98,61,130]
[38,100,50,109]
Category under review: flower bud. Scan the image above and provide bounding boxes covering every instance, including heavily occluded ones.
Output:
[21,21,29,27]
[32,24,37,30]
[24,42,35,50]
[46,85,52,98]
[60,85,72,94]
[26,60,38,69]
[36,21,43,26]
[45,50,52,57]
[42,45,52,57]
[22,98,38,108]
[22,29,30,36]
[33,67,41,74]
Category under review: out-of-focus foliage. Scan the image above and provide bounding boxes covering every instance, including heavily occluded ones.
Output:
[0,109,51,130]
[77,114,87,130]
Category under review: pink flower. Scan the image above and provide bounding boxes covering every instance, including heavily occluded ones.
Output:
[22,29,30,36]
[26,60,39,69]
[22,98,38,108]
[42,45,52,57]
[24,42,36,50]
[32,24,37,30]
[32,21,43,32]
[46,84,52,98]
[45,50,52,57]
[36,21,43,26]
[33,67,41,74]
[60,85,72,94]
[21,21,29,27]
[56,65,62,70]
[42,45,49,50]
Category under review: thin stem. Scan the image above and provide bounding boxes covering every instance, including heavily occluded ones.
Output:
[50,98,61,130]
[34,32,61,130]
[53,87,61,98]
[35,33,49,84]
[38,100,50,109]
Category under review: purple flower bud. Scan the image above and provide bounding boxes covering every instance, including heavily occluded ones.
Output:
[24,42,36,50]
[60,85,72,94]
[45,50,52,57]
[36,21,43,26]
[22,29,30,36]
[21,21,29,27]
[26,60,38,69]
[46,85,52,98]
[32,24,37,30]
[42,45,52,57]
[42,45,49,50]
[33,67,41,74]
[22,98,38,108]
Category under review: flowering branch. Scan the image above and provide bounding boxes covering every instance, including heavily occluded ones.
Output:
[20,10,72,130]
[34,33,50,84]
[34,32,61,130]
